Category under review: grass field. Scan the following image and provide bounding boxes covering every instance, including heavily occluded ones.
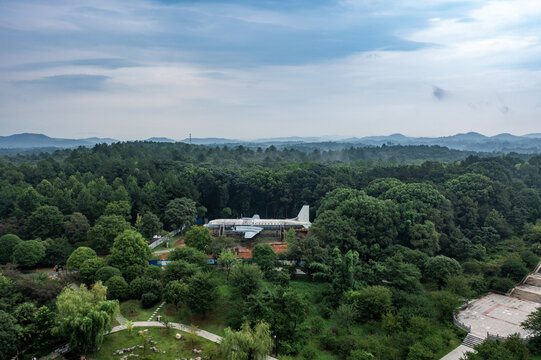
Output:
[87,327,219,360]
[163,283,232,337]
[152,234,182,252]
[120,300,162,322]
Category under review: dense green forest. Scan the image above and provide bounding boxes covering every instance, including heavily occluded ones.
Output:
[2,142,541,360]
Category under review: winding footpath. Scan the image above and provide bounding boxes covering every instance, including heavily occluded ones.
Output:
[108,321,278,360]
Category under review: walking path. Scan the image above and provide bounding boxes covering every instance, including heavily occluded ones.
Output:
[440,345,472,360]
[108,321,278,360]
[153,249,173,254]
[116,313,128,325]
[148,301,166,321]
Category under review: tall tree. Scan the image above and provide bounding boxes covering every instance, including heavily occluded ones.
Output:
[218,250,237,281]
[25,205,64,239]
[220,321,273,360]
[184,272,218,317]
[0,234,22,265]
[184,225,212,252]
[252,244,278,278]
[16,186,42,216]
[79,257,106,286]
[64,212,90,244]
[56,282,119,353]
[12,240,46,267]
[66,246,97,270]
[136,212,163,240]
[108,230,151,271]
[163,197,197,231]
[230,263,263,299]
[87,214,131,253]
[0,310,17,360]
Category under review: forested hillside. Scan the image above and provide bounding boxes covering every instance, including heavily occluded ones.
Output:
[2,142,541,359]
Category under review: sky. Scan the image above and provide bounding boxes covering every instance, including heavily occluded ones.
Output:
[0,0,540,140]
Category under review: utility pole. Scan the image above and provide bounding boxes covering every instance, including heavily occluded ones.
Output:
[189,133,192,144]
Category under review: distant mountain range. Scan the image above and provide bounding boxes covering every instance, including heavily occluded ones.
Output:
[2,132,541,154]
[179,132,541,153]
[145,137,176,143]
[0,133,117,149]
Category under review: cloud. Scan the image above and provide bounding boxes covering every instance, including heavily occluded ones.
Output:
[432,86,449,101]
[0,0,540,139]
[7,58,140,71]
[198,71,234,80]
[16,74,110,91]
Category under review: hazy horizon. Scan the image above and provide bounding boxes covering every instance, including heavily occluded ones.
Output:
[1,0,541,140]
[3,130,541,143]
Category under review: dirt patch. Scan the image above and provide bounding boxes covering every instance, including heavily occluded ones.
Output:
[234,241,288,259]
[173,239,185,247]
[164,305,176,316]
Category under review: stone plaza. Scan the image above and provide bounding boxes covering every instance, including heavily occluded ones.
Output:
[456,293,539,339]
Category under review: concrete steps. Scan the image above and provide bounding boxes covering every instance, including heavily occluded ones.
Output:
[510,284,541,303]
[524,274,541,287]
[462,333,484,349]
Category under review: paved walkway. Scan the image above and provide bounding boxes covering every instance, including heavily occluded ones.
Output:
[116,313,128,325]
[108,321,278,360]
[456,293,538,338]
[148,301,166,321]
[153,249,173,254]
[440,345,472,360]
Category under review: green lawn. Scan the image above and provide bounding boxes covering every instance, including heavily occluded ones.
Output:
[87,327,219,360]
[152,235,182,252]
[120,300,162,322]
[162,284,232,337]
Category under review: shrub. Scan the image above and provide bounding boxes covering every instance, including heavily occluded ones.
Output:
[79,257,106,285]
[141,292,159,308]
[95,266,122,283]
[299,345,320,360]
[41,237,73,266]
[520,250,539,270]
[425,256,461,286]
[143,266,163,281]
[445,275,473,298]
[308,316,325,335]
[183,225,212,252]
[168,246,207,266]
[345,285,392,321]
[123,264,146,283]
[0,234,22,264]
[430,291,461,322]
[500,257,528,282]
[12,240,46,267]
[66,247,97,270]
[422,335,445,353]
[491,277,516,293]
[142,278,162,300]
[462,261,483,275]
[335,336,361,359]
[348,350,375,360]
[407,316,433,338]
[319,330,339,352]
[105,275,129,300]
[406,342,434,360]
[129,277,144,299]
